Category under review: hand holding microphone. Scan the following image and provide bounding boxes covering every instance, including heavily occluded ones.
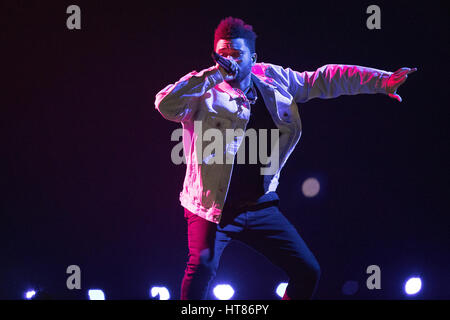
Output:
[212,51,239,81]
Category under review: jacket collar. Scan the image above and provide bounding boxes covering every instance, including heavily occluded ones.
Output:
[216,80,240,99]
[251,63,277,89]
[215,63,276,99]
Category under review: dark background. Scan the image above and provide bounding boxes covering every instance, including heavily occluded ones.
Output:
[1,0,449,299]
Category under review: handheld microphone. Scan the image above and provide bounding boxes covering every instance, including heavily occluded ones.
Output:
[211,52,236,75]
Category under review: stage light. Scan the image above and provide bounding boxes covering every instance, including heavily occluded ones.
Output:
[275,282,288,298]
[88,289,105,300]
[213,284,234,300]
[25,290,36,300]
[302,177,320,197]
[150,286,170,300]
[404,277,422,295]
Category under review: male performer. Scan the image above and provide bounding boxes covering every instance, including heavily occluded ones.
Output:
[155,17,416,300]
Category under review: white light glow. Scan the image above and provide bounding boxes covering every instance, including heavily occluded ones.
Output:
[275,282,288,298]
[25,290,36,299]
[88,289,105,300]
[213,284,235,300]
[404,277,422,295]
[150,286,170,300]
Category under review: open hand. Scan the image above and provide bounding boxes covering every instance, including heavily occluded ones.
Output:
[387,67,417,102]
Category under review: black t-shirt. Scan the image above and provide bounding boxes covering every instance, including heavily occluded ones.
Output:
[224,82,280,211]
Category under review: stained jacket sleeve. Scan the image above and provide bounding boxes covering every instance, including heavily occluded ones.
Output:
[155,66,224,122]
[272,64,393,103]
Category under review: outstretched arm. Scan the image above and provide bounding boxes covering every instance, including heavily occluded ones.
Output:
[273,64,417,103]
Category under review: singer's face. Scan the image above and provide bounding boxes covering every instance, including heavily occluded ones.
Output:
[215,38,256,82]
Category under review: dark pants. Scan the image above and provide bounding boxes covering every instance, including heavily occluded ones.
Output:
[180,202,321,300]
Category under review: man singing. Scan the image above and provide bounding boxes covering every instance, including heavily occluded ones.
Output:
[155,17,416,300]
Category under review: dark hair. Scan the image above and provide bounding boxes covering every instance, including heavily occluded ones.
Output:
[214,17,257,53]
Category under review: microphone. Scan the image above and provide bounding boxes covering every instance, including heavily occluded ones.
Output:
[211,51,236,75]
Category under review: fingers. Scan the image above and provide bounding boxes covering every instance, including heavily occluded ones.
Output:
[215,64,228,79]
[396,77,407,87]
[386,67,416,102]
[394,67,417,77]
[229,59,239,76]
[388,92,402,102]
[394,68,410,78]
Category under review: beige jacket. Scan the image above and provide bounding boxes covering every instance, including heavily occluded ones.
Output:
[155,62,392,223]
